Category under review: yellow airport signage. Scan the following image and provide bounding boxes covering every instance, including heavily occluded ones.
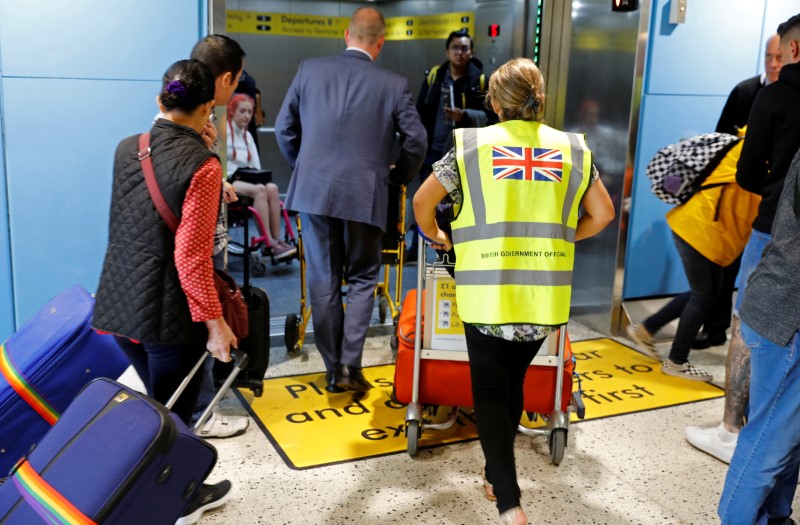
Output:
[240,339,723,469]
[226,10,474,41]
[385,12,474,41]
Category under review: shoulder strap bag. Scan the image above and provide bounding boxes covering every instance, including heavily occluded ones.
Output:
[137,132,249,340]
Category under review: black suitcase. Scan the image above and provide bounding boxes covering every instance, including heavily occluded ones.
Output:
[216,194,269,397]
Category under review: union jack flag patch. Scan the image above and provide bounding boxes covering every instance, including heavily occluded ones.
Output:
[491,146,564,182]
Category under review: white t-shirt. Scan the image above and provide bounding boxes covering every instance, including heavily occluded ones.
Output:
[226,122,261,175]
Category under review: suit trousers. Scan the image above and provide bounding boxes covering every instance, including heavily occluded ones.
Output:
[301,213,382,371]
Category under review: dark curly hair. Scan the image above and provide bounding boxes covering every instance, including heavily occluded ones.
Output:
[159,59,215,113]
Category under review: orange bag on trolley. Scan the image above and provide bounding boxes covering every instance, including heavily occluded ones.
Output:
[393,289,574,413]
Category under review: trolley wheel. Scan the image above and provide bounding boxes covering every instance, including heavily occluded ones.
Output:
[252,387,263,398]
[390,334,398,359]
[284,313,299,352]
[378,296,389,323]
[549,428,567,466]
[406,420,420,457]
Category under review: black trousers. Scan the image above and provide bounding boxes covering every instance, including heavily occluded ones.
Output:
[464,323,545,514]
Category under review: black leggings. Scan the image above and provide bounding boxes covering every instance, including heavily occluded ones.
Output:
[464,323,545,514]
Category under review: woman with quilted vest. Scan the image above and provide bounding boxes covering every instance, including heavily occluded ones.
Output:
[94,59,237,422]
[94,60,237,523]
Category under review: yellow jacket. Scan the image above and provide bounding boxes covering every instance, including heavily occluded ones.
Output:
[666,139,760,266]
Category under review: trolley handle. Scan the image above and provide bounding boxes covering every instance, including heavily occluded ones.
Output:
[165,349,248,411]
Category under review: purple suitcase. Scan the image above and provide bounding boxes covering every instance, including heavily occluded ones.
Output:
[0,285,130,474]
[0,378,217,524]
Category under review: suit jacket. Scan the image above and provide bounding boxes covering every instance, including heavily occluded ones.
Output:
[275,49,427,230]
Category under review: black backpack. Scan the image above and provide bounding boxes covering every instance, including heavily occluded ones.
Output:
[646,132,741,205]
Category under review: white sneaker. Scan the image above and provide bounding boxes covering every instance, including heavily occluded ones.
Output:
[685,423,738,464]
[197,412,249,439]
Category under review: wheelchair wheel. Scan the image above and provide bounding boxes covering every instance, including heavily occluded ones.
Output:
[227,242,245,256]
[284,313,300,352]
[250,254,266,277]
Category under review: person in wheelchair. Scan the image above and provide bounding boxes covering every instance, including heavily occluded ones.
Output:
[226,93,296,260]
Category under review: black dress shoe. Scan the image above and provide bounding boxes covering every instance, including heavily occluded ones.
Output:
[335,364,373,392]
[325,371,345,393]
[692,332,727,350]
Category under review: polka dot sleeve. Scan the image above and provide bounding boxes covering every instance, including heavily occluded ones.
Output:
[175,157,224,322]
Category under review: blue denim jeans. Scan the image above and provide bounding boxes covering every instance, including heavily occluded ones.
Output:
[718,322,800,524]
[733,229,772,316]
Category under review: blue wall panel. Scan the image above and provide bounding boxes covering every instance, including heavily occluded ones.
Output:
[0,0,203,329]
[0,1,199,80]
[0,83,13,340]
[621,0,798,300]
[624,93,727,299]
[646,0,764,96]
[4,78,162,325]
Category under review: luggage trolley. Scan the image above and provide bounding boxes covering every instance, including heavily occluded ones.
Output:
[399,242,584,464]
[284,183,409,353]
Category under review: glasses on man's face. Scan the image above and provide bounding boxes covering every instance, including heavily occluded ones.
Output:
[448,45,471,54]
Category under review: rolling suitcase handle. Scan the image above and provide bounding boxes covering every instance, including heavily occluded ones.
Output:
[165,349,249,433]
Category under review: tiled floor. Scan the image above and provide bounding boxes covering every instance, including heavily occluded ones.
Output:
[153,321,799,525]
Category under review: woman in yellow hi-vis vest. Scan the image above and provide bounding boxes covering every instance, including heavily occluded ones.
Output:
[413,58,614,525]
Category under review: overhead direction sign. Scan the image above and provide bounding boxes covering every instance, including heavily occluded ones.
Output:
[227,10,474,41]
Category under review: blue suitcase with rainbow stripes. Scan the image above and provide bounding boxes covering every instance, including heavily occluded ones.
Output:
[0,377,217,524]
[0,285,130,475]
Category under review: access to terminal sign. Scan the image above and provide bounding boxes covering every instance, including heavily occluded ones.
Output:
[226,10,474,40]
[239,339,723,470]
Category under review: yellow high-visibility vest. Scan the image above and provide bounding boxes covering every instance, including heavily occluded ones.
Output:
[451,120,592,325]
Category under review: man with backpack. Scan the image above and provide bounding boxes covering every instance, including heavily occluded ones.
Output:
[406,30,494,263]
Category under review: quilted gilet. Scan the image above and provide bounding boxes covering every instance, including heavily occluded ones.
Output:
[94,119,219,344]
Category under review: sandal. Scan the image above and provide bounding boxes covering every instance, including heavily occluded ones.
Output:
[484,477,497,502]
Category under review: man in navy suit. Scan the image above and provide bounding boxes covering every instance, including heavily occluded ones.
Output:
[275,7,426,392]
